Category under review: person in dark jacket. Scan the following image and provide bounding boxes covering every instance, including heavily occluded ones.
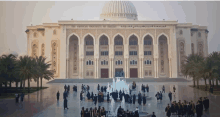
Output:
[107,92,110,102]
[173,85,176,93]
[80,92,83,101]
[94,94,97,105]
[15,93,19,103]
[143,94,146,105]
[168,91,172,102]
[97,84,100,91]
[63,91,67,99]
[196,101,202,117]
[162,85,165,93]
[20,92,24,102]
[81,107,85,117]
[138,93,142,105]
[165,104,171,117]
[56,91,60,101]
[151,112,156,117]
[146,84,149,92]
[133,94,136,104]
[64,98,68,110]
[87,91,90,100]
[91,92,94,100]
[101,86,104,92]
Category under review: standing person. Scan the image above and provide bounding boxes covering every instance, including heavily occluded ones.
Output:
[133,94,136,104]
[162,85,165,93]
[173,85,176,93]
[91,92,94,100]
[165,104,171,117]
[87,91,90,100]
[89,107,93,117]
[94,94,97,106]
[97,84,100,91]
[143,94,146,105]
[64,84,67,91]
[151,112,156,117]
[146,84,149,93]
[15,93,19,103]
[191,101,196,117]
[107,92,110,102]
[196,101,202,117]
[56,91,60,101]
[67,85,70,92]
[81,107,85,117]
[20,92,24,102]
[80,91,83,101]
[168,91,172,102]
[64,98,68,110]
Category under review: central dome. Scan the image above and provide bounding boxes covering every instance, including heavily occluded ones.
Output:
[100,1,138,21]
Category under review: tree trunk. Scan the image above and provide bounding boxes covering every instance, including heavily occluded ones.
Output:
[204,79,207,91]
[23,80,25,92]
[9,81,12,89]
[216,78,218,86]
[212,79,215,87]
[28,77,30,93]
[0,81,2,96]
[193,78,196,87]
[5,81,7,93]
[37,78,39,90]
[20,80,22,89]
[16,81,18,91]
[197,79,199,88]
[40,77,43,89]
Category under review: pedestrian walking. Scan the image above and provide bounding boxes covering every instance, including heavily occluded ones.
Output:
[20,92,24,102]
[56,91,60,101]
[64,98,68,110]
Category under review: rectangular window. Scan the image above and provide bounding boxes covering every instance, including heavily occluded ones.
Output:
[148,51,151,55]
[115,51,123,56]
[101,51,108,56]
[86,51,94,56]
[130,51,137,55]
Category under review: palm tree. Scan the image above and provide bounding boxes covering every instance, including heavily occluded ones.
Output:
[207,52,220,87]
[0,54,17,92]
[182,53,204,88]
[35,56,54,89]
[16,55,36,93]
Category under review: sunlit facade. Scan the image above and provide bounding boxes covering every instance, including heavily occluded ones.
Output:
[25,1,209,79]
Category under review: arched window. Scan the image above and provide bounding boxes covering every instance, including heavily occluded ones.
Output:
[114,35,123,45]
[144,35,153,45]
[89,60,91,65]
[53,30,56,35]
[129,35,138,45]
[87,61,89,65]
[118,60,120,65]
[147,60,149,64]
[85,35,93,45]
[33,32,37,38]
[100,35,108,45]
[180,30,183,35]
[130,61,132,65]
[116,61,118,65]
[121,61,122,65]
[191,43,194,54]
[149,60,151,64]
[198,32,201,37]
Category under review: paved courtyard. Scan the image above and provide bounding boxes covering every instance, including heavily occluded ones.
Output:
[0,78,219,117]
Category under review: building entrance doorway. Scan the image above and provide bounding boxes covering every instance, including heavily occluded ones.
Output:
[101,69,108,78]
[130,68,138,78]
[115,68,123,77]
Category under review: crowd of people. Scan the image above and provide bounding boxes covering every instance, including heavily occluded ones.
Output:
[80,106,106,117]
[165,97,209,117]
[55,83,210,117]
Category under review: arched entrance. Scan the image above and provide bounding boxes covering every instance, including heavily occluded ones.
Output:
[129,35,138,78]
[99,35,109,78]
[68,35,79,78]
[158,35,169,77]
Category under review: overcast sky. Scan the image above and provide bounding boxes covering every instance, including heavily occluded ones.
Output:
[0,1,220,55]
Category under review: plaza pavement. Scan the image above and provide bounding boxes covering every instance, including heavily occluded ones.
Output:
[0,78,219,117]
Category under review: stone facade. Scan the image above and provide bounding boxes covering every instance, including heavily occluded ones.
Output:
[25,21,209,79]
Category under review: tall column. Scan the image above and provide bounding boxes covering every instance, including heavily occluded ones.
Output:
[141,58,144,78]
[94,58,97,79]
[110,58,111,78]
[112,58,114,78]
[169,58,172,78]
[154,58,156,78]
[127,58,129,78]
[97,58,99,79]
[82,58,84,79]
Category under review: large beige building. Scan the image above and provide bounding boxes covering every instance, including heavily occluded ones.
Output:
[25,1,209,79]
